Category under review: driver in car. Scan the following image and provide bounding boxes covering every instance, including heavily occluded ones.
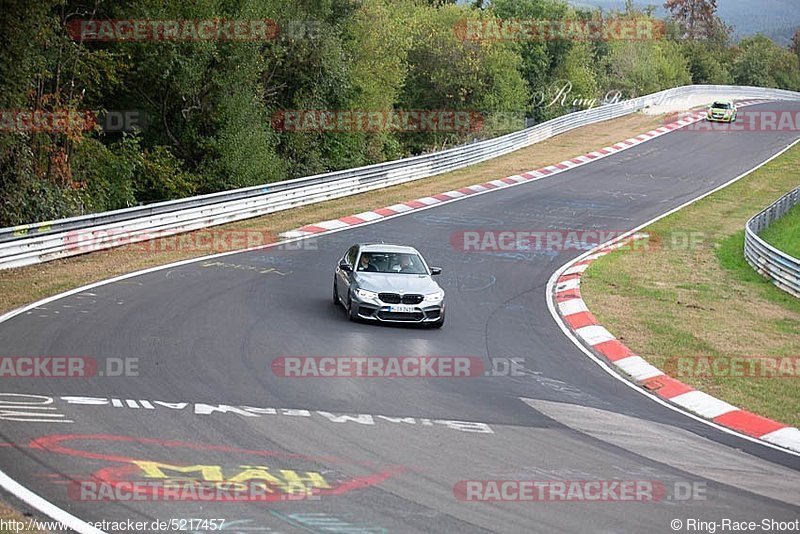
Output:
[358,254,378,272]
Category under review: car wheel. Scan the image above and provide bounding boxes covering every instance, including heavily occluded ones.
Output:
[333,279,339,306]
[347,294,360,322]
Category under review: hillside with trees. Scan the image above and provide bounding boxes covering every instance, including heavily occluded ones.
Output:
[1,0,798,227]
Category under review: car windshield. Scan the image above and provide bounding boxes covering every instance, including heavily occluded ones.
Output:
[712,102,731,109]
[357,252,427,274]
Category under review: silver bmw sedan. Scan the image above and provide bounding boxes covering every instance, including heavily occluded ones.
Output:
[333,243,445,327]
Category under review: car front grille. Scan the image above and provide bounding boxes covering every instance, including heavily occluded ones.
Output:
[378,293,424,304]
[379,293,401,304]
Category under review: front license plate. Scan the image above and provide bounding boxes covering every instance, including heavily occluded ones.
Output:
[390,305,416,313]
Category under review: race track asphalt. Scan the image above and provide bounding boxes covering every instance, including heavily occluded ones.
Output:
[1,101,799,533]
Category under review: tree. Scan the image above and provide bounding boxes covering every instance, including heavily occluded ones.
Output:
[682,41,732,84]
[601,38,691,97]
[679,16,733,84]
[489,0,577,121]
[398,3,529,151]
[5,0,794,229]
[732,35,800,91]
[664,0,717,40]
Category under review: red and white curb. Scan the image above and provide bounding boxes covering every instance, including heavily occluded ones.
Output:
[281,100,766,239]
[553,234,800,454]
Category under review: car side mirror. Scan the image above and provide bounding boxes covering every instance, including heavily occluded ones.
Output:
[430,267,442,275]
[339,262,352,272]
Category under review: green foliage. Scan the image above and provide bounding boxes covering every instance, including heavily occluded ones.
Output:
[198,90,285,192]
[398,3,528,150]
[759,203,800,259]
[682,41,733,84]
[0,0,798,227]
[732,35,800,90]
[548,43,600,113]
[70,136,138,213]
[600,38,691,97]
[490,0,572,121]
[0,133,78,227]
[134,147,197,203]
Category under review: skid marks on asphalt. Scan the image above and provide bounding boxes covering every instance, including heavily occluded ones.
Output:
[201,260,291,277]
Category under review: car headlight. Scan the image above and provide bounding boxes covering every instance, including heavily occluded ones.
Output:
[356,289,379,300]
[423,290,445,303]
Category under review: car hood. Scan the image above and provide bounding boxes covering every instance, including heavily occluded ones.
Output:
[355,272,442,294]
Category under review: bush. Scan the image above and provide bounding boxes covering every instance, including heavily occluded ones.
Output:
[70,136,138,213]
[134,147,197,203]
[0,134,81,226]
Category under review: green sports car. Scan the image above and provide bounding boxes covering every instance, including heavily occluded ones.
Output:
[706,100,737,122]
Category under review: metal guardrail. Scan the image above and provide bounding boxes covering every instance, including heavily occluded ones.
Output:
[745,186,800,298]
[2,84,800,269]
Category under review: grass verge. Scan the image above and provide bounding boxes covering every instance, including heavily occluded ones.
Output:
[582,143,800,427]
[0,112,665,315]
[760,200,800,259]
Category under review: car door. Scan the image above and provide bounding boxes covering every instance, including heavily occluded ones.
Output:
[336,245,358,301]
